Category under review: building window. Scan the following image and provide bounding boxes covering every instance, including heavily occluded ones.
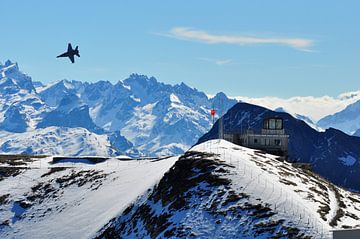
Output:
[275,119,283,129]
[263,118,284,130]
[254,138,258,144]
[274,139,281,146]
[263,120,269,129]
[265,139,270,145]
[269,119,276,129]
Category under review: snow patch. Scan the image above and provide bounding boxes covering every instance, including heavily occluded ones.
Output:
[339,155,357,166]
[169,93,181,104]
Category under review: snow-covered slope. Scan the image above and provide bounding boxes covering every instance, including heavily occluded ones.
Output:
[0,127,118,156]
[95,140,360,238]
[317,100,360,135]
[0,155,178,239]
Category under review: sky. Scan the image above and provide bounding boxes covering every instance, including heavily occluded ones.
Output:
[1,0,359,97]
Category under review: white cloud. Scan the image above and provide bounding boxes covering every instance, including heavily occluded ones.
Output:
[163,27,314,51]
[198,57,232,66]
[231,90,360,122]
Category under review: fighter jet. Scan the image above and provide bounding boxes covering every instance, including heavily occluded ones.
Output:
[57,43,80,63]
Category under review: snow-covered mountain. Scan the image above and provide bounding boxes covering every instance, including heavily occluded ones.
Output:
[95,140,360,238]
[37,74,237,156]
[317,100,360,135]
[0,61,133,156]
[0,60,48,131]
[198,102,360,193]
[0,60,237,156]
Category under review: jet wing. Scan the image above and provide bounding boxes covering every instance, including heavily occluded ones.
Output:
[68,43,73,52]
[68,54,75,63]
[57,52,68,58]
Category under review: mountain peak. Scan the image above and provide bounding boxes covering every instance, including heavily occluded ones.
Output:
[212,91,227,99]
[1,60,19,72]
[0,61,35,94]
[124,73,159,87]
[4,59,15,67]
[318,99,360,134]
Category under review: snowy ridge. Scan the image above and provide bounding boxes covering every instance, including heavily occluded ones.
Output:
[95,140,360,238]
[0,155,178,239]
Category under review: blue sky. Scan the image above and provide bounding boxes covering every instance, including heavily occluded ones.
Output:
[1,0,359,97]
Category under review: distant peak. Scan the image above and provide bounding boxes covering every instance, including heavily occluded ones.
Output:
[177,82,191,89]
[4,59,14,67]
[124,74,160,87]
[129,73,150,80]
[1,60,19,72]
[275,107,287,113]
[213,92,227,99]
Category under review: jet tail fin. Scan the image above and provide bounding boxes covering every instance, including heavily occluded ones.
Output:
[75,46,80,57]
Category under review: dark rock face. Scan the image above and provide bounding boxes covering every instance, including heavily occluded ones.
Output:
[197,102,360,192]
[95,151,310,239]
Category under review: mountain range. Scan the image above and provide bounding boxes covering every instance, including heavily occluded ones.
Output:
[0,60,237,156]
[1,59,360,158]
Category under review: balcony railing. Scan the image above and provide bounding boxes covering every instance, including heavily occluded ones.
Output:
[224,128,287,135]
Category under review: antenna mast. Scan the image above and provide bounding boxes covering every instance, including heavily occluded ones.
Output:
[218,97,224,139]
